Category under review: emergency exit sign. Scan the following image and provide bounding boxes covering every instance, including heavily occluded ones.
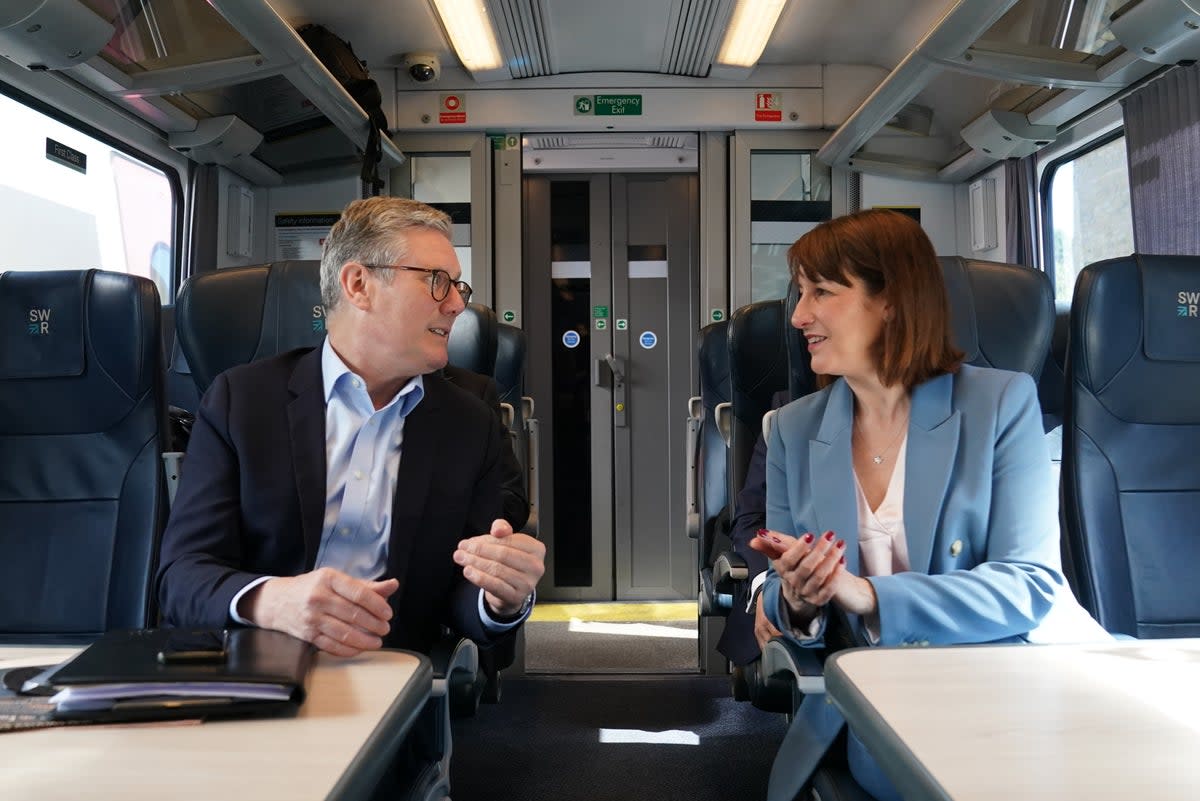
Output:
[574,94,643,116]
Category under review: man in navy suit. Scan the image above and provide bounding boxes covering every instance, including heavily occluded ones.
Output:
[157,197,545,657]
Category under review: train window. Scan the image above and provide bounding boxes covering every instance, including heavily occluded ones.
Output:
[0,90,177,302]
[1042,133,1134,299]
[750,152,831,302]
[408,154,473,286]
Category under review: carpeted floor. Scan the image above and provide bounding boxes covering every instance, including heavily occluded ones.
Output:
[450,675,787,801]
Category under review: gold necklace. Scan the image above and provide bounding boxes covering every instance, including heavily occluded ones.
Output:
[854,413,909,465]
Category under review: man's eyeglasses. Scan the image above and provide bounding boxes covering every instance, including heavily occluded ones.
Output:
[363,264,473,304]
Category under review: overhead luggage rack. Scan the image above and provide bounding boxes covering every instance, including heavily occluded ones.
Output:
[1,0,404,185]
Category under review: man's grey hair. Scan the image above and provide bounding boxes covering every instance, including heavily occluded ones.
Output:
[320,197,453,312]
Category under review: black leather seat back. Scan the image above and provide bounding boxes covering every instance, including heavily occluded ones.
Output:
[1063,254,1200,638]
[727,300,789,504]
[448,304,499,377]
[939,256,1055,378]
[1037,301,1071,433]
[783,280,817,402]
[697,320,731,556]
[0,269,166,642]
[495,322,527,423]
[176,260,325,394]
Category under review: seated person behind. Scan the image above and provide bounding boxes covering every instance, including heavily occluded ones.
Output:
[751,209,1106,801]
[157,196,546,657]
[716,390,786,666]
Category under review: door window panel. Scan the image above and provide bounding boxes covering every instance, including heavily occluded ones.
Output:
[750,152,831,302]
[409,154,473,285]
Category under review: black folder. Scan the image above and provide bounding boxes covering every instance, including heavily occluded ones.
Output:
[43,628,316,722]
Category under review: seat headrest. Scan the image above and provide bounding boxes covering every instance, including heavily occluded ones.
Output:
[1074,254,1200,424]
[447,304,498,376]
[494,324,526,400]
[1141,254,1200,362]
[940,256,1054,379]
[697,320,730,408]
[783,281,816,400]
[176,260,323,392]
[938,257,981,364]
[0,270,88,379]
[728,299,788,426]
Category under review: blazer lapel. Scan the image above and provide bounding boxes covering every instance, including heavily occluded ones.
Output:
[286,349,328,571]
[903,372,961,573]
[386,379,441,594]
[808,381,861,576]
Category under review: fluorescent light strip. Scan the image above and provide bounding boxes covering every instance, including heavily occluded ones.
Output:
[430,0,504,71]
[716,0,787,67]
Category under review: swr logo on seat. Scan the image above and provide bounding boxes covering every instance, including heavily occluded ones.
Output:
[1177,291,1200,317]
[27,308,50,335]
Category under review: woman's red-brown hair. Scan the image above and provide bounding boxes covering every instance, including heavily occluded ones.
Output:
[787,208,963,389]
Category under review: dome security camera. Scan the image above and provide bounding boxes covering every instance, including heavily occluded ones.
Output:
[403,52,440,83]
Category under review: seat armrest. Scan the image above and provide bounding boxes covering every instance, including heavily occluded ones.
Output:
[713,550,748,587]
[761,636,826,696]
[429,634,479,687]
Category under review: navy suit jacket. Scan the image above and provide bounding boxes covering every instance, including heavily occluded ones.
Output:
[156,347,509,654]
[762,365,1106,800]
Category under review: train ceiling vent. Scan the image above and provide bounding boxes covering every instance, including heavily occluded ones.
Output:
[528,133,694,150]
[489,0,555,78]
[660,0,737,77]
[523,133,699,172]
[488,0,736,79]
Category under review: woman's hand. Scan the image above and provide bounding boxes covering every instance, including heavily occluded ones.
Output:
[750,529,845,624]
[750,529,880,621]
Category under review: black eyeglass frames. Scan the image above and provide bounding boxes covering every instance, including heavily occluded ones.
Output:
[362,263,473,304]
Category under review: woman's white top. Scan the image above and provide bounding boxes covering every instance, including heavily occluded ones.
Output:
[854,434,911,579]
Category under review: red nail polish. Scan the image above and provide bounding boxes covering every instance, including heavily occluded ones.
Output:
[824,531,835,541]
[802,533,814,544]
[756,528,770,538]
[839,556,845,565]
[770,536,782,544]
[836,540,846,550]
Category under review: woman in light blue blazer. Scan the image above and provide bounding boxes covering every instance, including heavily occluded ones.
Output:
[751,209,1105,801]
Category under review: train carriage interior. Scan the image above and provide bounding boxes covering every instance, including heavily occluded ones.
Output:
[1,0,1199,799]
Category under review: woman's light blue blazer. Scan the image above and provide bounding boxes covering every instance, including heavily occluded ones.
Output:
[761,364,1104,801]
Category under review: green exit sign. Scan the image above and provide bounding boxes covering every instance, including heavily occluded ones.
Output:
[574,95,643,116]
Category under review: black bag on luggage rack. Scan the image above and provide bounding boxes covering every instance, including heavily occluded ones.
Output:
[297,24,389,194]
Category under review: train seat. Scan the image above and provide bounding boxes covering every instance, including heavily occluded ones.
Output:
[1062,254,1200,638]
[0,269,167,643]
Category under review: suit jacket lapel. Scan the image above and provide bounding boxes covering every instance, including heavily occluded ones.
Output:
[809,381,861,576]
[286,349,328,571]
[386,378,442,594]
[904,372,960,573]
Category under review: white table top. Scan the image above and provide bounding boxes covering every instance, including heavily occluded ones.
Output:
[825,639,1200,801]
[0,645,431,801]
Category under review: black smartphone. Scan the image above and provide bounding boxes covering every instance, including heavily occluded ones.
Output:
[157,630,228,665]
